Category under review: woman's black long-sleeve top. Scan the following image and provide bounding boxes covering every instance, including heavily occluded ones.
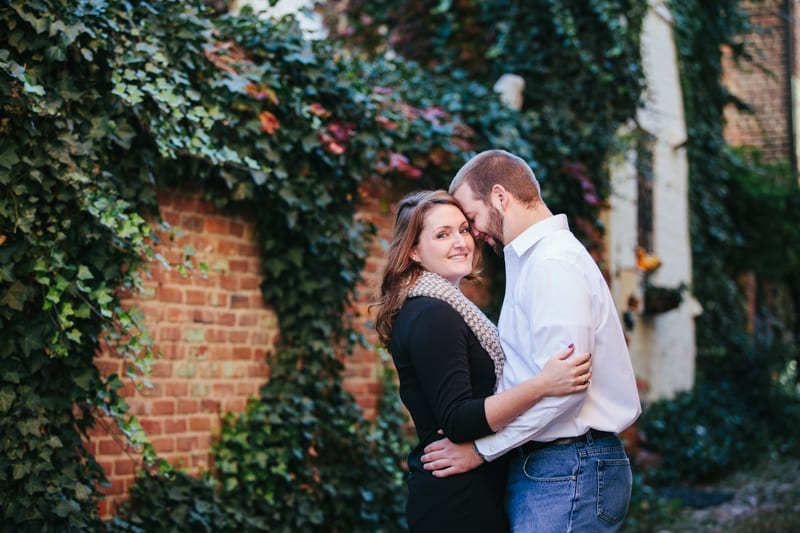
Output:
[390,296,509,532]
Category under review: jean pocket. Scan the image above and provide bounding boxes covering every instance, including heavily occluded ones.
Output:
[596,458,632,525]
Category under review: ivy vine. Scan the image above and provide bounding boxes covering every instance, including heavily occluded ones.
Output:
[636,0,800,488]
[1,0,651,529]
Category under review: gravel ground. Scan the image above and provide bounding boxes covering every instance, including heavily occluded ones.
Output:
[653,453,800,532]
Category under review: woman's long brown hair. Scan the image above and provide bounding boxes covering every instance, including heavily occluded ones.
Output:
[373,190,480,349]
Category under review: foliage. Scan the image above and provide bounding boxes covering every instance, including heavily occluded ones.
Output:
[2,0,649,529]
[632,0,800,492]
[1,0,166,528]
[639,382,757,485]
[211,348,409,532]
[109,471,259,531]
[1,0,411,527]
[642,282,687,315]
[724,148,800,280]
[622,471,682,533]
[321,0,648,242]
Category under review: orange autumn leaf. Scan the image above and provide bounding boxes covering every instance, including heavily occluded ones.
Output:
[258,110,280,135]
[308,102,331,118]
[246,83,279,105]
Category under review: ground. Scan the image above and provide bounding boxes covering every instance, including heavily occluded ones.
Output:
[651,453,800,532]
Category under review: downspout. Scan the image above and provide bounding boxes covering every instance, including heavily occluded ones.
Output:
[785,0,797,178]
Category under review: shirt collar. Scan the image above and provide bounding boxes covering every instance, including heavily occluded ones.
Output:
[505,214,569,258]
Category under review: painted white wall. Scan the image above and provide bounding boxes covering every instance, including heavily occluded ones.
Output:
[230,0,325,38]
[608,0,698,401]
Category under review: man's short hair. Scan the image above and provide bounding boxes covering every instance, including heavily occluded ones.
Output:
[449,149,541,206]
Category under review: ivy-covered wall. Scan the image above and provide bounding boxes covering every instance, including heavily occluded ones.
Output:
[88,187,276,515]
[1,0,648,529]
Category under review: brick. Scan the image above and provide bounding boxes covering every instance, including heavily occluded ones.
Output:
[186,345,209,360]
[151,436,175,453]
[230,294,250,308]
[189,417,212,431]
[218,311,236,327]
[186,289,207,305]
[212,383,235,396]
[237,312,257,327]
[229,220,246,238]
[177,399,199,414]
[198,363,221,379]
[240,275,260,291]
[176,363,197,378]
[181,215,204,232]
[159,326,182,342]
[158,286,184,303]
[177,436,199,452]
[165,381,189,397]
[200,399,221,412]
[151,400,176,415]
[204,217,229,235]
[172,194,197,212]
[228,259,250,272]
[209,291,228,307]
[115,459,135,476]
[233,346,252,360]
[229,329,248,343]
[98,439,122,455]
[139,419,162,435]
[192,308,215,324]
[150,362,173,378]
[183,328,204,343]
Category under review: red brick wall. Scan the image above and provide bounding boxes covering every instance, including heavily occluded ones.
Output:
[723,0,794,161]
[90,188,277,516]
[89,184,408,517]
[89,182,496,517]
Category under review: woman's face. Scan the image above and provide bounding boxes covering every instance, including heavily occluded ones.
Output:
[411,204,474,285]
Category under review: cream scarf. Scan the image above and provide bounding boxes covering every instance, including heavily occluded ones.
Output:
[407,271,505,390]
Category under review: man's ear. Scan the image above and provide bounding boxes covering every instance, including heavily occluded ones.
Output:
[491,184,508,211]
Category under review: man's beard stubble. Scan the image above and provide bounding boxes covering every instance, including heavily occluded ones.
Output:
[488,205,505,255]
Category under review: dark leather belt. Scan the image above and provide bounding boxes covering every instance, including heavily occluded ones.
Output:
[519,429,615,454]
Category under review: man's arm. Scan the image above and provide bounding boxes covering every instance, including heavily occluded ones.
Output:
[472,258,594,460]
[422,259,594,475]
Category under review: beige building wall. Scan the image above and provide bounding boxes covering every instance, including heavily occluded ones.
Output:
[608,1,698,401]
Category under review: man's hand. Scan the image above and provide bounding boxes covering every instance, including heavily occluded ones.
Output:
[421,435,484,478]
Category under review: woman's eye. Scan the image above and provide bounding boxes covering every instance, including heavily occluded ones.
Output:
[460,227,470,234]
[436,232,448,239]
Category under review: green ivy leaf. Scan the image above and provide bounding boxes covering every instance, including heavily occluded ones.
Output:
[0,281,32,311]
[0,145,20,170]
[0,388,17,412]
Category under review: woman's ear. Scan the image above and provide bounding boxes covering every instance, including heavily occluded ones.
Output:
[410,249,420,263]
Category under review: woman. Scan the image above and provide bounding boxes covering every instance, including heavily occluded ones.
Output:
[374,190,592,532]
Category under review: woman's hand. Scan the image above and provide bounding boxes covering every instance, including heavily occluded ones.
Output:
[538,345,592,396]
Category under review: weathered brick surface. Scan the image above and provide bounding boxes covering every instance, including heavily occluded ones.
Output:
[90,188,279,516]
[723,0,793,162]
[90,183,427,517]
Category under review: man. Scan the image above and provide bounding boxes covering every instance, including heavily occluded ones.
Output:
[421,149,641,532]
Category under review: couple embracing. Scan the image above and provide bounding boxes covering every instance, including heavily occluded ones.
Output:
[374,150,641,532]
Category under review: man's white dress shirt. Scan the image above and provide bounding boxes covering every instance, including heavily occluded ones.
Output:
[476,214,641,461]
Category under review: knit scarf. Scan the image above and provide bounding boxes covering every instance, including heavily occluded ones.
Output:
[407,271,505,390]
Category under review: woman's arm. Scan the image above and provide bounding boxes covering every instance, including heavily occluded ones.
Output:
[483,345,591,432]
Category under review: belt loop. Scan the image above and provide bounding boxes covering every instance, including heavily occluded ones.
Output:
[585,429,594,446]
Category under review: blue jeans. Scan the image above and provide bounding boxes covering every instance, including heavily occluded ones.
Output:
[506,432,632,532]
